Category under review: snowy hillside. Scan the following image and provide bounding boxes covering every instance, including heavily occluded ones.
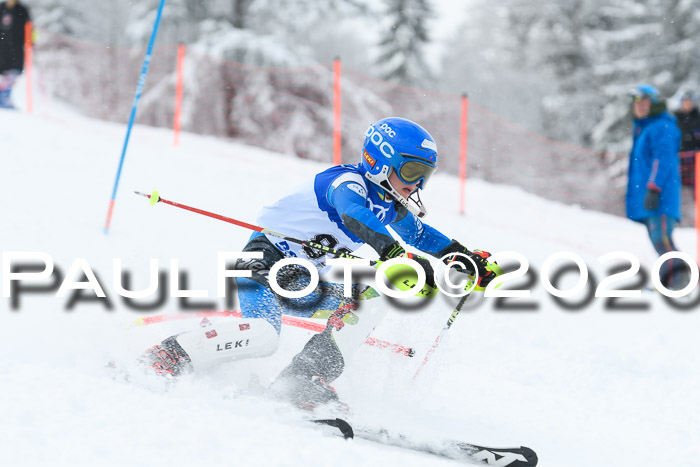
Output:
[2,83,700,467]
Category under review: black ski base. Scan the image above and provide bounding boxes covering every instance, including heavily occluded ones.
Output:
[352,424,538,466]
[312,418,354,440]
[309,416,538,466]
[458,442,538,466]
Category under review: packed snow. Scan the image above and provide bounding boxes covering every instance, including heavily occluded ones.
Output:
[1,78,699,467]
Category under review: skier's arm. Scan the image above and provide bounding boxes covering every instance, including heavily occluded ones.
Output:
[389,206,452,255]
[647,123,681,191]
[328,182,399,255]
[391,207,498,285]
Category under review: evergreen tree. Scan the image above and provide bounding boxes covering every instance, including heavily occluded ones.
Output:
[530,0,604,146]
[375,0,433,87]
[439,1,548,134]
[586,0,700,153]
[31,0,125,44]
[447,0,700,155]
[665,0,700,94]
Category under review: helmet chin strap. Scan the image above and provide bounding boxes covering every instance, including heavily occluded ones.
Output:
[364,170,429,218]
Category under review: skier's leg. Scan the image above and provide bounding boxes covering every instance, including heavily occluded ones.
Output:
[142,234,285,376]
[171,315,279,372]
[0,73,8,107]
[0,70,19,108]
[644,215,686,288]
[278,296,385,379]
[271,282,385,406]
[233,236,386,404]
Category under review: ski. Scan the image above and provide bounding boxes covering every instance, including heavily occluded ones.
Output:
[350,424,538,466]
[312,418,354,440]
[284,395,536,465]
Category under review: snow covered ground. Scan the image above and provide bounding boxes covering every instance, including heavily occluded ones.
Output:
[2,77,700,467]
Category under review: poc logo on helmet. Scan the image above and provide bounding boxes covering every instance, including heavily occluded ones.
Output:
[365,125,395,159]
[379,123,396,138]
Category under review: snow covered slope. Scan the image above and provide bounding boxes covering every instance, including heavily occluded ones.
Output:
[2,86,699,467]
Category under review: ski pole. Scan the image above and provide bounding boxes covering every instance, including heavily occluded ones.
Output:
[135,190,378,266]
[412,260,503,380]
[412,292,471,380]
[136,190,436,297]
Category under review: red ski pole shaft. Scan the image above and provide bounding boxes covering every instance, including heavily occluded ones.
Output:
[135,190,263,232]
[135,190,378,266]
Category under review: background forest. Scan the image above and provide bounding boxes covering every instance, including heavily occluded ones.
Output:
[27,0,700,216]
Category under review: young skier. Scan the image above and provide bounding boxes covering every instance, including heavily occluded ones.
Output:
[142,117,497,406]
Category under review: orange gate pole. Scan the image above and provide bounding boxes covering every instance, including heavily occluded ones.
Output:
[459,93,469,215]
[332,57,342,165]
[173,43,185,147]
[24,21,33,113]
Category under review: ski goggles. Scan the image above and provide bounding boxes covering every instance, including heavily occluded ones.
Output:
[628,89,655,102]
[396,157,437,187]
[629,93,649,102]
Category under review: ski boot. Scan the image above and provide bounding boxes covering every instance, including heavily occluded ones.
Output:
[139,336,193,378]
[269,326,349,412]
[269,372,348,411]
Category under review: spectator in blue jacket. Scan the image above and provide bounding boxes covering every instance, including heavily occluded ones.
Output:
[626,84,684,289]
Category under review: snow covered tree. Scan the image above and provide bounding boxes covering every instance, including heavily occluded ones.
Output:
[444,0,700,152]
[439,0,700,216]
[440,1,549,134]
[664,0,700,95]
[529,0,604,146]
[114,0,382,161]
[375,0,434,87]
[585,0,700,155]
[30,0,111,42]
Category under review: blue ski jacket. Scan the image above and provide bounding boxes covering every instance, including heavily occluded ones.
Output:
[626,111,681,222]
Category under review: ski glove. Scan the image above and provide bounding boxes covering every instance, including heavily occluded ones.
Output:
[438,240,496,286]
[380,241,437,288]
[644,188,660,211]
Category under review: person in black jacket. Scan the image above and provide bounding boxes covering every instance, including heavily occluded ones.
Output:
[0,0,31,109]
[674,90,700,188]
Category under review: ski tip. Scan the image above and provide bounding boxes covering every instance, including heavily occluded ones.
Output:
[149,190,160,206]
[313,418,354,440]
[521,446,538,466]
[334,418,354,440]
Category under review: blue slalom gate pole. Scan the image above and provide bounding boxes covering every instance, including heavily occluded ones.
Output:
[103,0,167,234]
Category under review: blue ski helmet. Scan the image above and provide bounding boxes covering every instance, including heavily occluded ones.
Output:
[629,84,660,103]
[360,117,438,191]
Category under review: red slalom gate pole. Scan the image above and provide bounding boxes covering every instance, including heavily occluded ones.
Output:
[458,93,469,215]
[132,310,415,357]
[24,22,33,114]
[332,57,342,165]
[173,43,185,147]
